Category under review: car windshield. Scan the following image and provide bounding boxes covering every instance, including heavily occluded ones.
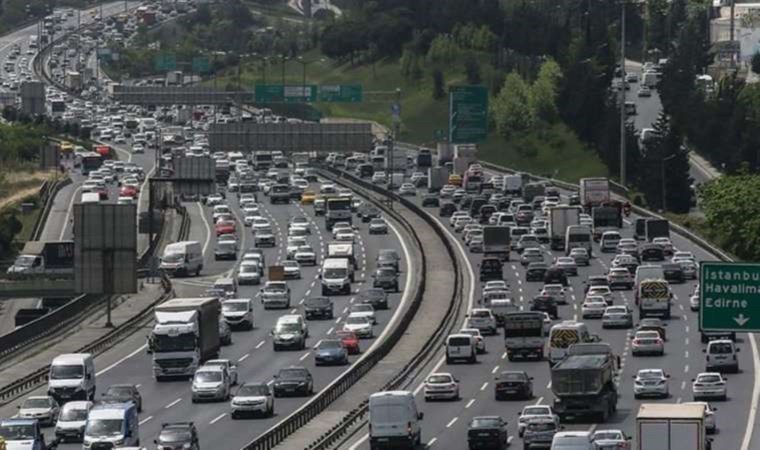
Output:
[607,307,627,314]
[471,417,501,428]
[376,269,395,277]
[195,371,222,383]
[22,398,51,408]
[223,302,248,312]
[265,284,286,292]
[471,310,490,318]
[162,253,184,263]
[240,265,259,274]
[428,375,453,383]
[347,316,368,325]
[709,343,733,354]
[638,371,663,379]
[275,323,301,333]
[698,375,722,383]
[105,386,132,397]
[60,407,88,421]
[238,385,269,397]
[498,372,526,381]
[0,423,35,440]
[594,431,623,440]
[160,430,192,443]
[50,364,83,379]
[352,305,372,312]
[324,268,346,278]
[85,419,123,436]
[14,255,35,267]
[279,369,307,380]
[524,407,549,416]
[318,341,342,350]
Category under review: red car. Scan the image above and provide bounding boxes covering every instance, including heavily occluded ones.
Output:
[336,330,360,355]
[96,185,109,200]
[215,220,236,237]
[120,185,137,198]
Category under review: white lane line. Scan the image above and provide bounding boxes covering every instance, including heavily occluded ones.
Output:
[587,424,597,435]
[299,298,305,304]
[684,350,689,358]
[684,365,689,373]
[59,186,82,240]
[327,327,334,334]
[290,308,297,314]
[465,399,476,409]
[165,398,181,409]
[266,380,274,386]
[501,352,507,360]
[742,334,760,450]
[445,417,458,428]
[480,382,488,391]
[209,413,226,424]
[197,202,212,255]
[97,345,147,376]
[535,397,544,405]
[681,381,686,390]
[491,366,499,374]
[305,289,311,296]
[299,352,310,361]
[335,317,342,323]
[238,353,250,362]
[255,340,265,349]
[139,416,153,425]
[342,307,348,314]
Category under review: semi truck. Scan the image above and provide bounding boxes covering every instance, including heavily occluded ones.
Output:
[437,143,454,164]
[150,297,221,381]
[579,177,611,213]
[551,343,619,422]
[453,157,472,176]
[482,226,510,260]
[427,167,449,192]
[503,312,545,361]
[645,219,670,241]
[503,175,523,197]
[327,242,357,269]
[385,151,408,173]
[7,241,74,276]
[591,205,623,241]
[636,403,710,450]
[548,207,580,251]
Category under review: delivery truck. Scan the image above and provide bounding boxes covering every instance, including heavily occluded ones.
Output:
[503,174,523,197]
[482,226,510,260]
[579,177,611,212]
[645,219,670,241]
[150,297,221,380]
[636,403,710,450]
[427,167,449,192]
[548,207,581,251]
[437,143,454,164]
[7,241,74,276]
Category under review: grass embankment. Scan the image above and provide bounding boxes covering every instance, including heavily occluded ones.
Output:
[0,171,57,244]
[222,49,607,183]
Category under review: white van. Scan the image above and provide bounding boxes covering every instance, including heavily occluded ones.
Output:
[221,298,254,330]
[445,333,477,364]
[548,321,594,366]
[705,339,739,373]
[368,391,423,450]
[320,258,353,296]
[48,353,96,404]
[551,431,595,449]
[600,230,622,252]
[83,402,139,448]
[55,400,93,442]
[565,225,592,255]
[81,192,100,204]
[634,265,665,293]
[160,241,203,276]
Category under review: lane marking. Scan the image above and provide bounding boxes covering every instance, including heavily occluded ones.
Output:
[238,353,250,362]
[197,202,212,255]
[139,416,152,425]
[427,438,437,446]
[299,352,310,361]
[465,399,476,409]
[445,417,458,428]
[209,413,226,424]
[480,382,488,391]
[165,398,181,409]
[535,397,544,405]
[97,345,146,376]
[256,340,265,349]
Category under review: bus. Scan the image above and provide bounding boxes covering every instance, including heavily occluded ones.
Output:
[548,321,596,366]
[78,151,102,175]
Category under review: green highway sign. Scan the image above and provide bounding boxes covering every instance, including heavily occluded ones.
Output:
[449,85,488,144]
[154,53,176,71]
[318,84,363,102]
[255,84,318,103]
[700,262,760,332]
[192,56,210,74]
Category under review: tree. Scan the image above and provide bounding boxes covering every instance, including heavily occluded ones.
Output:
[491,72,534,138]
[0,212,22,258]
[464,55,481,84]
[752,52,760,75]
[699,174,760,260]
[432,69,446,100]
[640,112,693,212]
[193,3,212,26]
[530,58,562,124]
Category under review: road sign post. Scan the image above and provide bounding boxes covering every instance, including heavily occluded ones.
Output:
[255,84,317,103]
[449,85,488,144]
[318,85,363,102]
[700,262,760,332]
[192,56,211,74]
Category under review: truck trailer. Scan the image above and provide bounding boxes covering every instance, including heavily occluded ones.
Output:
[645,219,670,241]
[636,403,709,450]
[427,167,449,192]
[482,226,510,260]
[579,177,611,213]
[548,207,580,251]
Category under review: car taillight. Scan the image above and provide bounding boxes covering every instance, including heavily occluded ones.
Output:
[632,339,640,345]
[656,339,663,345]
[407,422,413,436]
[694,383,703,387]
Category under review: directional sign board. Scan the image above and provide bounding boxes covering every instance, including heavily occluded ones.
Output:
[449,85,488,144]
[255,84,317,103]
[154,53,176,71]
[700,262,760,332]
[192,56,210,74]
[318,84,363,102]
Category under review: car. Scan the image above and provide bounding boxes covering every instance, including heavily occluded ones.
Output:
[219,319,233,345]
[439,203,458,217]
[540,284,567,305]
[231,383,274,418]
[592,429,631,449]
[237,261,262,285]
[607,267,633,289]
[457,327,486,354]
[637,318,667,341]
[682,401,717,434]
[156,422,199,450]
[273,366,313,397]
[300,190,316,205]
[531,294,558,319]
[526,263,548,281]
[350,303,377,325]
[467,308,498,335]
[520,247,544,266]
[705,339,740,373]
[638,86,651,97]
[423,373,460,401]
[581,299,607,319]
[554,256,578,276]
[282,260,301,279]
[294,246,317,266]
[336,330,361,354]
[690,294,699,311]
[612,254,639,273]
[314,339,349,366]
[372,267,399,292]
[568,247,591,266]
[371,172,386,184]
[343,314,374,338]
[633,368,670,399]
[543,266,568,286]
[205,359,239,386]
[662,263,685,283]
[368,218,388,234]
[192,365,231,402]
[101,384,142,412]
[652,237,674,255]
[586,285,614,305]
[692,372,727,401]
[640,244,665,261]
[215,220,237,237]
[398,183,416,196]
[674,258,698,279]
[467,416,510,450]
[494,371,533,400]
[602,305,633,328]
[631,330,664,356]
[15,396,59,426]
[468,236,484,253]
[517,405,559,438]
[422,194,440,207]
[254,228,276,247]
[214,241,237,260]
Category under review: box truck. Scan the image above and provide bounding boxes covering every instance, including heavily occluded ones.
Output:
[548,207,581,251]
[636,403,709,450]
[482,226,510,260]
[7,241,74,276]
[579,177,611,212]
[427,167,449,192]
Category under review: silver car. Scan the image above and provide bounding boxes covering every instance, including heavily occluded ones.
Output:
[602,306,633,328]
[520,248,544,266]
[569,247,590,266]
[554,256,578,276]
[633,368,670,399]
[16,396,60,426]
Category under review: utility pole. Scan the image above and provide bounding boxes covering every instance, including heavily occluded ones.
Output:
[619,1,627,187]
[661,154,676,211]
[730,0,736,68]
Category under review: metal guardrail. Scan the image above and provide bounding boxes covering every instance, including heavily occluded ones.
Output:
[30,177,72,241]
[240,168,436,450]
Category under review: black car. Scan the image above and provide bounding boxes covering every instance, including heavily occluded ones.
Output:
[530,294,558,319]
[662,263,685,283]
[273,366,314,397]
[377,249,401,271]
[479,205,497,224]
[494,371,533,400]
[101,384,142,412]
[359,205,381,222]
[372,267,400,292]
[439,203,458,217]
[569,193,581,206]
[155,422,199,450]
[422,194,440,207]
[467,416,510,450]
[357,163,374,178]
[359,288,389,309]
[640,244,665,261]
[214,241,237,260]
[526,263,548,282]
[543,266,568,286]
[584,275,610,293]
[303,297,333,320]
[479,258,503,282]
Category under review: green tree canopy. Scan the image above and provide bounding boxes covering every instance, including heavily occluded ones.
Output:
[491,72,534,138]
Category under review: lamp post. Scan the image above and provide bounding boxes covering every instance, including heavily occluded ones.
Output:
[279,54,288,86]
[619,0,627,187]
[661,153,676,211]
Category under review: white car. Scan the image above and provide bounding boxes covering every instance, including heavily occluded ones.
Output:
[294,246,317,266]
[518,405,559,437]
[541,284,567,305]
[466,308,498,335]
[693,372,727,401]
[459,328,486,353]
[237,262,262,285]
[371,172,386,184]
[683,401,717,434]
[343,314,374,338]
[423,373,460,401]
[592,429,630,449]
[586,286,613,305]
[335,230,355,242]
[633,368,670,399]
[282,261,301,279]
[231,383,274,418]
[15,396,60,426]
[349,304,377,325]
[652,237,674,254]
[674,258,698,279]
[398,183,416,196]
[252,218,271,232]
[581,299,607,319]
[689,294,699,311]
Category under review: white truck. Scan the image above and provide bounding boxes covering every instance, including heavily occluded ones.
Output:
[548,206,581,251]
[427,167,449,192]
[7,241,74,276]
[503,174,523,197]
[327,242,357,269]
[453,157,472,176]
[482,226,511,260]
[384,151,408,173]
[437,142,454,164]
[503,312,545,360]
[150,297,221,381]
[579,177,610,213]
[389,172,404,189]
[636,403,709,450]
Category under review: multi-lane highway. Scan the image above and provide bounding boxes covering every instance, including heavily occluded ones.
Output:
[343,161,755,450]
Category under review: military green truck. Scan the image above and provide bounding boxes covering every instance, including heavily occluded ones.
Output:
[550,343,619,422]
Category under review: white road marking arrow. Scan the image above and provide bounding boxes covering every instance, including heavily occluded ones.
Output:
[734,314,750,326]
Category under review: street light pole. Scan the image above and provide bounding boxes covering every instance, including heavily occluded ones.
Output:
[661,154,676,211]
[620,0,627,187]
